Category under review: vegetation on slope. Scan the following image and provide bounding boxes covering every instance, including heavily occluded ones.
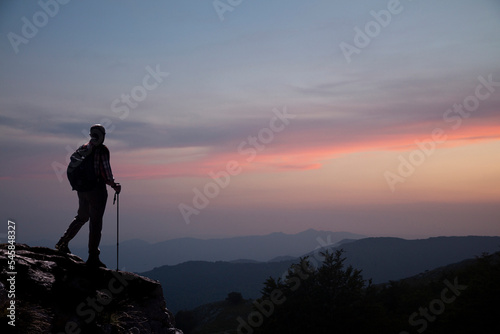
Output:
[176,250,500,334]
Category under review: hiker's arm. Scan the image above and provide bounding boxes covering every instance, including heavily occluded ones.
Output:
[104,151,121,194]
[98,146,121,194]
[99,148,116,185]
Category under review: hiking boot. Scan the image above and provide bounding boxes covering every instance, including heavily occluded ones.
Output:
[55,240,71,254]
[86,256,107,268]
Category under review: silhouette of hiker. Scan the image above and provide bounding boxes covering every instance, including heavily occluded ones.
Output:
[56,124,121,268]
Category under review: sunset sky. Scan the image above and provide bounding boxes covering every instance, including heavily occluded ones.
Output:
[0,0,499,246]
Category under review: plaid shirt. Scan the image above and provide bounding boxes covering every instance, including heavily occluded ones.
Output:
[80,142,115,186]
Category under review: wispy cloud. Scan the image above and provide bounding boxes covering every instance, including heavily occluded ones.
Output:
[1,0,500,241]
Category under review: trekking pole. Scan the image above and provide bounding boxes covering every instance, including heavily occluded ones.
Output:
[113,186,120,271]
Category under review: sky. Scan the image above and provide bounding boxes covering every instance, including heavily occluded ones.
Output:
[0,0,499,246]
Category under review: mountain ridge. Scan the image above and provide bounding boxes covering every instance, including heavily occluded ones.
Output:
[141,235,500,312]
[68,230,366,272]
[176,250,500,333]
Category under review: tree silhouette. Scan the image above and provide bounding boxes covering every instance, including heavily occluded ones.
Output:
[226,291,244,304]
[256,249,371,333]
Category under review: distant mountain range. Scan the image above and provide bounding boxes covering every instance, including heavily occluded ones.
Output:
[140,235,500,312]
[328,236,500,283]
[69,229,365,272]
[174,251,500,334]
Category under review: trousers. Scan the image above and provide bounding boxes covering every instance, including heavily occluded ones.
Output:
[61,187,108,256]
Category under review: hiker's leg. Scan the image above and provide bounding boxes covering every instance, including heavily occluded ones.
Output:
[88,187,108,258]
[57,192,90,247]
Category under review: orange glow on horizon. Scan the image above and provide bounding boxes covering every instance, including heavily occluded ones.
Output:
[113,121,499,180]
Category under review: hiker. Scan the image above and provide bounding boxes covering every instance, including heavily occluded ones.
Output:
[55,124,121,268]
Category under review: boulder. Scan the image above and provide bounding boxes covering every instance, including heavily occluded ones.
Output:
[0,244,183,334]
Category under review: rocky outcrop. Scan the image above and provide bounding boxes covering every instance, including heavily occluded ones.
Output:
[0,244,183,334]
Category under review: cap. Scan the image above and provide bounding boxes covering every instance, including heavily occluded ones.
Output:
[90,124,106,135]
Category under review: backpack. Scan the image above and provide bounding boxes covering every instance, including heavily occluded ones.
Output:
[67,145,99,191]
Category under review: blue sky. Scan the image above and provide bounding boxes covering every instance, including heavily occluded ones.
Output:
[1,0,499,245]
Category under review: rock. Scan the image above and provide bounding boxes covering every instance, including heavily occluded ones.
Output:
[0,244,183,334]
